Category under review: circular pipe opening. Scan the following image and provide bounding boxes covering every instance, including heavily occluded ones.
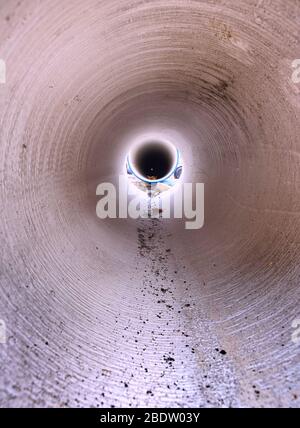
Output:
[128,140,178,183]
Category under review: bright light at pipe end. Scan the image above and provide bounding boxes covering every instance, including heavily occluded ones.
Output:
[126,139,183,198]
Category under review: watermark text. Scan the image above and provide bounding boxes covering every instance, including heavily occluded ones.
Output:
[0,59,6,84]
[292,318,300,345]
[0,319,6,344]
[291,59,300,84]
[96,176,204,230]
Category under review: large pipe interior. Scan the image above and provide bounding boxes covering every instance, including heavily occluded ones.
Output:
[0,0,300,407]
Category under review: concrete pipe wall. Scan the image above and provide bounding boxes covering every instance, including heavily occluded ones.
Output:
[0,0,300,408]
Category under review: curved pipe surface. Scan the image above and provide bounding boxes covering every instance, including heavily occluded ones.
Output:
[0,0,300,408]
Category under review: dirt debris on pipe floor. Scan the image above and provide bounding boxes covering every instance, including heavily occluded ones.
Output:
[0,0,300,408]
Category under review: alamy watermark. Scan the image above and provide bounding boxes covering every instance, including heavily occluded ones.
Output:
[96,176,204,230]
[291,59,300,84]
[0,319,6,344]
[0,59,6,84]
[292,318,300,345]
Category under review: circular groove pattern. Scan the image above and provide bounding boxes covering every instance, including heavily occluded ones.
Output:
[0,0,299,408]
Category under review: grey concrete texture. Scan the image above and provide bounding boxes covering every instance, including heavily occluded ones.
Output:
[0,0,299,408]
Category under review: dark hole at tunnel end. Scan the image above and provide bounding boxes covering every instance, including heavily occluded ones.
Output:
[134,142,174,180]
